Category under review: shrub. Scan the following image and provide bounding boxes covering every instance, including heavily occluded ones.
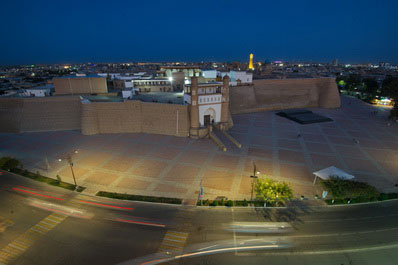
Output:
[0,157,21,171]
[321,177,380,200]
[96,191,182,204]
[225,200,233,207]
[210,200,218,206]
[255,178,293,204]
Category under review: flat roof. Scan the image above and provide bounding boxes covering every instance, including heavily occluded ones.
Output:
[55,74,104,79]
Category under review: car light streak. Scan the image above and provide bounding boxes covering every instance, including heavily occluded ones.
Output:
[139,244,286,265]
[78,200,134,210]
[15,185,66,196]
[28,199,94,219]
[12,187,65,201]
[114,218,165,228]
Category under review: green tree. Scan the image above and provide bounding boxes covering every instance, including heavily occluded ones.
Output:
[382,76,398,119]
[255,178,293,205]
[0,157,21,171]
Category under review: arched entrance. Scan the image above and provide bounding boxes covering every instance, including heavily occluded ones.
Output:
[204,107,216,126]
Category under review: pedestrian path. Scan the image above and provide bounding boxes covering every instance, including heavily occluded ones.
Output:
[0,213,67,265]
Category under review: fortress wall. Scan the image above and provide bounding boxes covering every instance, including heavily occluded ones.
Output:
[0,97,81,133]
[317,78,341,108]
[0,98,24,133]
[81,103,100,135]
[81,101,142,135]
[230,78,340,114]
[141,102,190,137]
[19,96,81,132]
[80,100,190,137]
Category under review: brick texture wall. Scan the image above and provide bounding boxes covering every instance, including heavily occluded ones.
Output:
[0,96,81,133]
[81,100,190,137]
[230,78,340,114]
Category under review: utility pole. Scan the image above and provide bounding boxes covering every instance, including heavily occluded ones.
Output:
[250,162,259,203]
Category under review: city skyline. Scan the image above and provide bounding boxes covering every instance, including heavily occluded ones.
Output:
[1,0,398,65]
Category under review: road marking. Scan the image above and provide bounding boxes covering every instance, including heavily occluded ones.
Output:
[0,212,67,264]
[234,242,398,256]
[291,227,398,238]
[156,209,195,259]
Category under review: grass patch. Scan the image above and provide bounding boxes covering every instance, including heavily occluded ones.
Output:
[325,193,398,205]
[11,168,85,191]
[197,199,283,207]
[321,177,379,201]
[0,156,85,192]
[96,191,182,204]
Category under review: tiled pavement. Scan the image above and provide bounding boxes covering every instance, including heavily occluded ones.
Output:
[1,96,398,201]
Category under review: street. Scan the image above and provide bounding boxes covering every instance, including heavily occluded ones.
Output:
[1,171,398,265]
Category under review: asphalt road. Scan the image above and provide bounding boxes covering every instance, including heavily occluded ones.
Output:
[1,170,398,265]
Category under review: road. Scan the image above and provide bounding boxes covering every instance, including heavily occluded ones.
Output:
[1,170,398,265]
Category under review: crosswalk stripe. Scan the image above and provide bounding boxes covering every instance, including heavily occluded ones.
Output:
[162,240,186,247]
[4,246,20,255]
[8,243,24,252]
[167,231,188,237]
[10,241,27,250]
[164,235,187,242]
[16,236,33,245]
[30,227,45,235]
[51,213,66,220]
[14,239,30,248]
[38,221,53,230]
[41,220,56,227]
[44,215,60,224]
[34,224,50,232]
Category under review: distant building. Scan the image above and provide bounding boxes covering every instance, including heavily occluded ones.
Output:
[331,59,338,66]
[202,70,252,86]
[53,74,107,95]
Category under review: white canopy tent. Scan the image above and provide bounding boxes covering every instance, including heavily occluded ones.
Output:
[312,166,355,185]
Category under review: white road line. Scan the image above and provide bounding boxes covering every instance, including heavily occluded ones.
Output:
[35,223,50,231]
[30,227,45,234]
[8,244,24,252]
[291,227,398,238]
[235,243,398,256]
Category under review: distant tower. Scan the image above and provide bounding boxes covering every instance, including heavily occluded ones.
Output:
[248,53,254,70]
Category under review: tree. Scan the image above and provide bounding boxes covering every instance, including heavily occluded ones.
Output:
[255,178,293,205]
[0,157,21,171]
[345,74,361,92]
[362,78,379,96]
[382,76,398,119]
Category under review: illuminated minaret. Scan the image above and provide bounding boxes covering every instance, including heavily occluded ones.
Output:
[248,53,254,70]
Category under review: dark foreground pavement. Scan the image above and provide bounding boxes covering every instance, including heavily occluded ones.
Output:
[1,170,398,265]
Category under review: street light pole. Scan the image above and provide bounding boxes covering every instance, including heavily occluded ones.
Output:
[250,162,259,203]
[68,157,77,187]
[58,150,79,190]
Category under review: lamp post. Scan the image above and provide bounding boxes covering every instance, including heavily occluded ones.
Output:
[250,162,260,203]
[58,150,78,189]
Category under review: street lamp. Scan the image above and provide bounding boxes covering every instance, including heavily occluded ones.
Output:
[250,162,260,203]
[58,150,78,189]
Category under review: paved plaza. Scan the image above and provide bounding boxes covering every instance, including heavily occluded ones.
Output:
[1,96,397,201]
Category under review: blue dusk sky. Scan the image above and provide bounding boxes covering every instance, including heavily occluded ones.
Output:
[1,0,397,65]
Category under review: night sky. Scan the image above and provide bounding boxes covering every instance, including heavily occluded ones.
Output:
[1,0,398,65]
